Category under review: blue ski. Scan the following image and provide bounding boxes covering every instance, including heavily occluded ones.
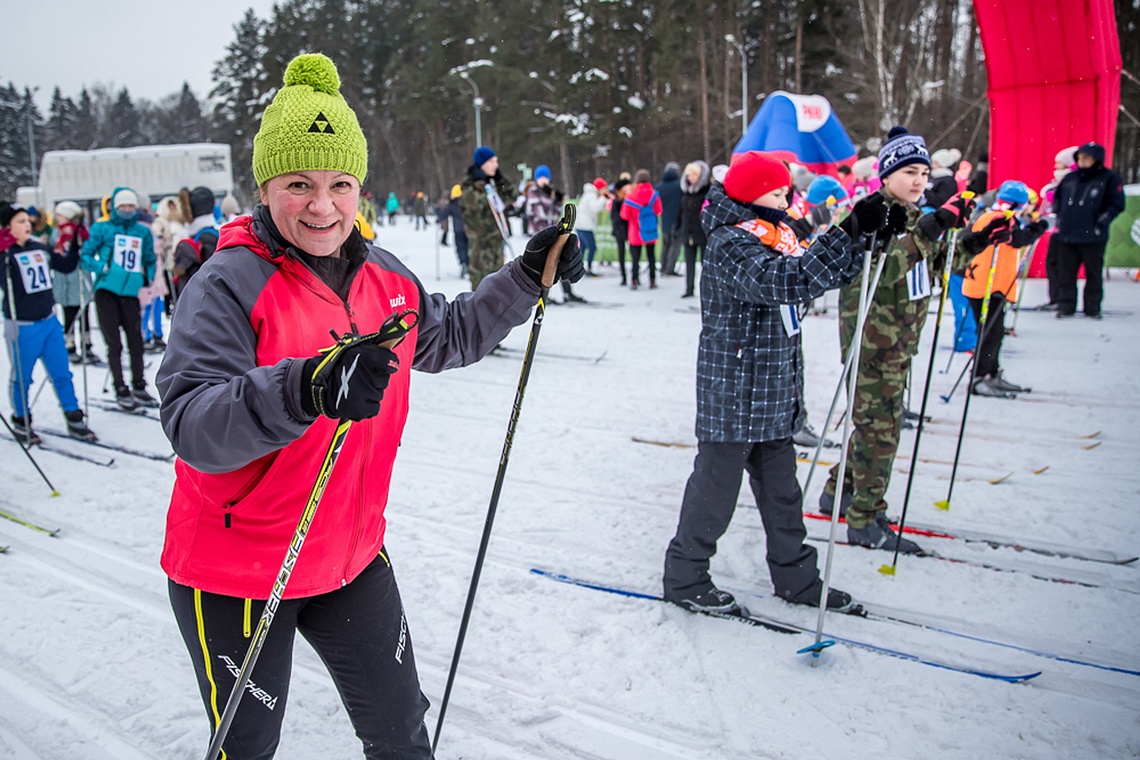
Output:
[531,569,1042,684]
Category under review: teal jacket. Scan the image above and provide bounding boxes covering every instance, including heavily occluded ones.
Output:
[81,187,156,297]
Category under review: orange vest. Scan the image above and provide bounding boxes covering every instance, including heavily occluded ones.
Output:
[962,210,1020,302]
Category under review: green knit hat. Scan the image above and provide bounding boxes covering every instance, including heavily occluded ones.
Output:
[252,53,368,186]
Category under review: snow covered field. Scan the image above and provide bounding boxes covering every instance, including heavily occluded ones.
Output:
[2,219,1139,759]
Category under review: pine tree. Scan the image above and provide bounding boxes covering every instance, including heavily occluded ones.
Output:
[210,8,270,200]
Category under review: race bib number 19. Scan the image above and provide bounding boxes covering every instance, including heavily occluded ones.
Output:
[113,235,144,273]
[15,252,52,293]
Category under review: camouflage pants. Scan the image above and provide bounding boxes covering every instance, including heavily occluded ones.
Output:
[467,234,504,291]
[824,282,927,529]
[824,355,911,528]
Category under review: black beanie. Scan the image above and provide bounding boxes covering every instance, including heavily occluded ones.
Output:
[189,186,215,218]
[0,202,24,227]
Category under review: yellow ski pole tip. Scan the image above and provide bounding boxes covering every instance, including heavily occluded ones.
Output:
[878,564,897,576]
[51,491,61,498]
[934,499,950,511]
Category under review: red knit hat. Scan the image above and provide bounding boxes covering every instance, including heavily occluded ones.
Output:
[723,151,791,204]
[592,177,607,190]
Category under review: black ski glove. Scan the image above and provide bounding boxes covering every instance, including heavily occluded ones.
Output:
[786,216,814,242]
[520,225,584,287]
[300,342,400,421]
[881,203,910,238]
[838,193,887,240]
[1009,218,1048,248]
[933,193,976,231]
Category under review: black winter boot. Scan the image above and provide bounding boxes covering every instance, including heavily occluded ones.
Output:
[65,409,97,441]
[10,415,41,446]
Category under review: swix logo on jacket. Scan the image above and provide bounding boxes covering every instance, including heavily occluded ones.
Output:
[160,216,423,600]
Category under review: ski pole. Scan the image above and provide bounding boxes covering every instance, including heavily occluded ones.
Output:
[808,233,878,664]
[0,411,60,496]
[941,309,966,375]
[202,309,419,760]
[433,205,576,753]
[939,295,1009,404]
[78,272,90,420]
[935,227,1005,512]
[1008,237,1040,334]
[881,228,959,575]
[800,250,888,500]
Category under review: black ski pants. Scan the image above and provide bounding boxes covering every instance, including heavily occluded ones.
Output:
[682,242,703,297]
[968,294,1007,378]
[615,238,627,282]
[1055,240,1105,317]
[629,242,656,286]
[1043,235,1061,305]
[93,289,145,393]
[61,304,94,348]
[170,552,433,760]
[664,438,819,603]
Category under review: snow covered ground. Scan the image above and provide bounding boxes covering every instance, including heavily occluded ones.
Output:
[2,218,1139,759]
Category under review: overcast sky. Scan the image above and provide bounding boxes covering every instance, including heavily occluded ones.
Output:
[6,0,280,110]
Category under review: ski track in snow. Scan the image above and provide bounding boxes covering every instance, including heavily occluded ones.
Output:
[2,222,1139,759]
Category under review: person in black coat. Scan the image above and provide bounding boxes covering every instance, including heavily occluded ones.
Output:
[656,162,683,275]
[924,148,961,209]
[1052,141,1125,319]
[610,178,631,285]
[677,160,710,298]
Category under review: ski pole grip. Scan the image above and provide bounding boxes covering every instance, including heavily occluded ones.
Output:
[542,205,577,289]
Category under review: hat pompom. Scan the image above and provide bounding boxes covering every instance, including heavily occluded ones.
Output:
[283,53,341,95]
[886,126,909,139]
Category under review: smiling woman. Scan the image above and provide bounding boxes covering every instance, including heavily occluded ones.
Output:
[259,171,361,258]
[153,51,582,760]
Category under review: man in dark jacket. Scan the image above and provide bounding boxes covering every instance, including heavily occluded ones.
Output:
[1053,141,1125,319]
[656,162,683,275]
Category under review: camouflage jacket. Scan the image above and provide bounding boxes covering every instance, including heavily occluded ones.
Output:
[460,166,514,242]
[838,197,946,364]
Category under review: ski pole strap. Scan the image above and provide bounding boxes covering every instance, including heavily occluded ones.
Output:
[307,309,420,419]
[541,205,576,288]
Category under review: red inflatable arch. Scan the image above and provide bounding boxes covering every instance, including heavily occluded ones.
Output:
[973,0,1122,276]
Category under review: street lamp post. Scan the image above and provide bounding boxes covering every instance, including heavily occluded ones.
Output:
[725,34,748,136]
[459,72,483,149]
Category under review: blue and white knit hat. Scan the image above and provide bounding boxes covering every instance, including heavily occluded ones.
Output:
[877,126,930,180]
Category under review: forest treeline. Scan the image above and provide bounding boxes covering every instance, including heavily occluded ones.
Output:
[2,0,1137,204]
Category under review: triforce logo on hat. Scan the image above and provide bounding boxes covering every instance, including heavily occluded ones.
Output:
[308,112,336,134]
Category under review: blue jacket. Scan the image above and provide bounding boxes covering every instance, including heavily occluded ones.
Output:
[2,238,79,321]
[1054,144,1125,245]
[695,185,860,442]
[82,189,156,297]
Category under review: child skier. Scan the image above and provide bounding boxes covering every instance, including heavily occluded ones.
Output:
[1,202,97,444]
[959,180,1048,397]
[662,151,890,614]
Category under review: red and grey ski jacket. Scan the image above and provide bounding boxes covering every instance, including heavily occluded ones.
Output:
[158,214,540,599]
